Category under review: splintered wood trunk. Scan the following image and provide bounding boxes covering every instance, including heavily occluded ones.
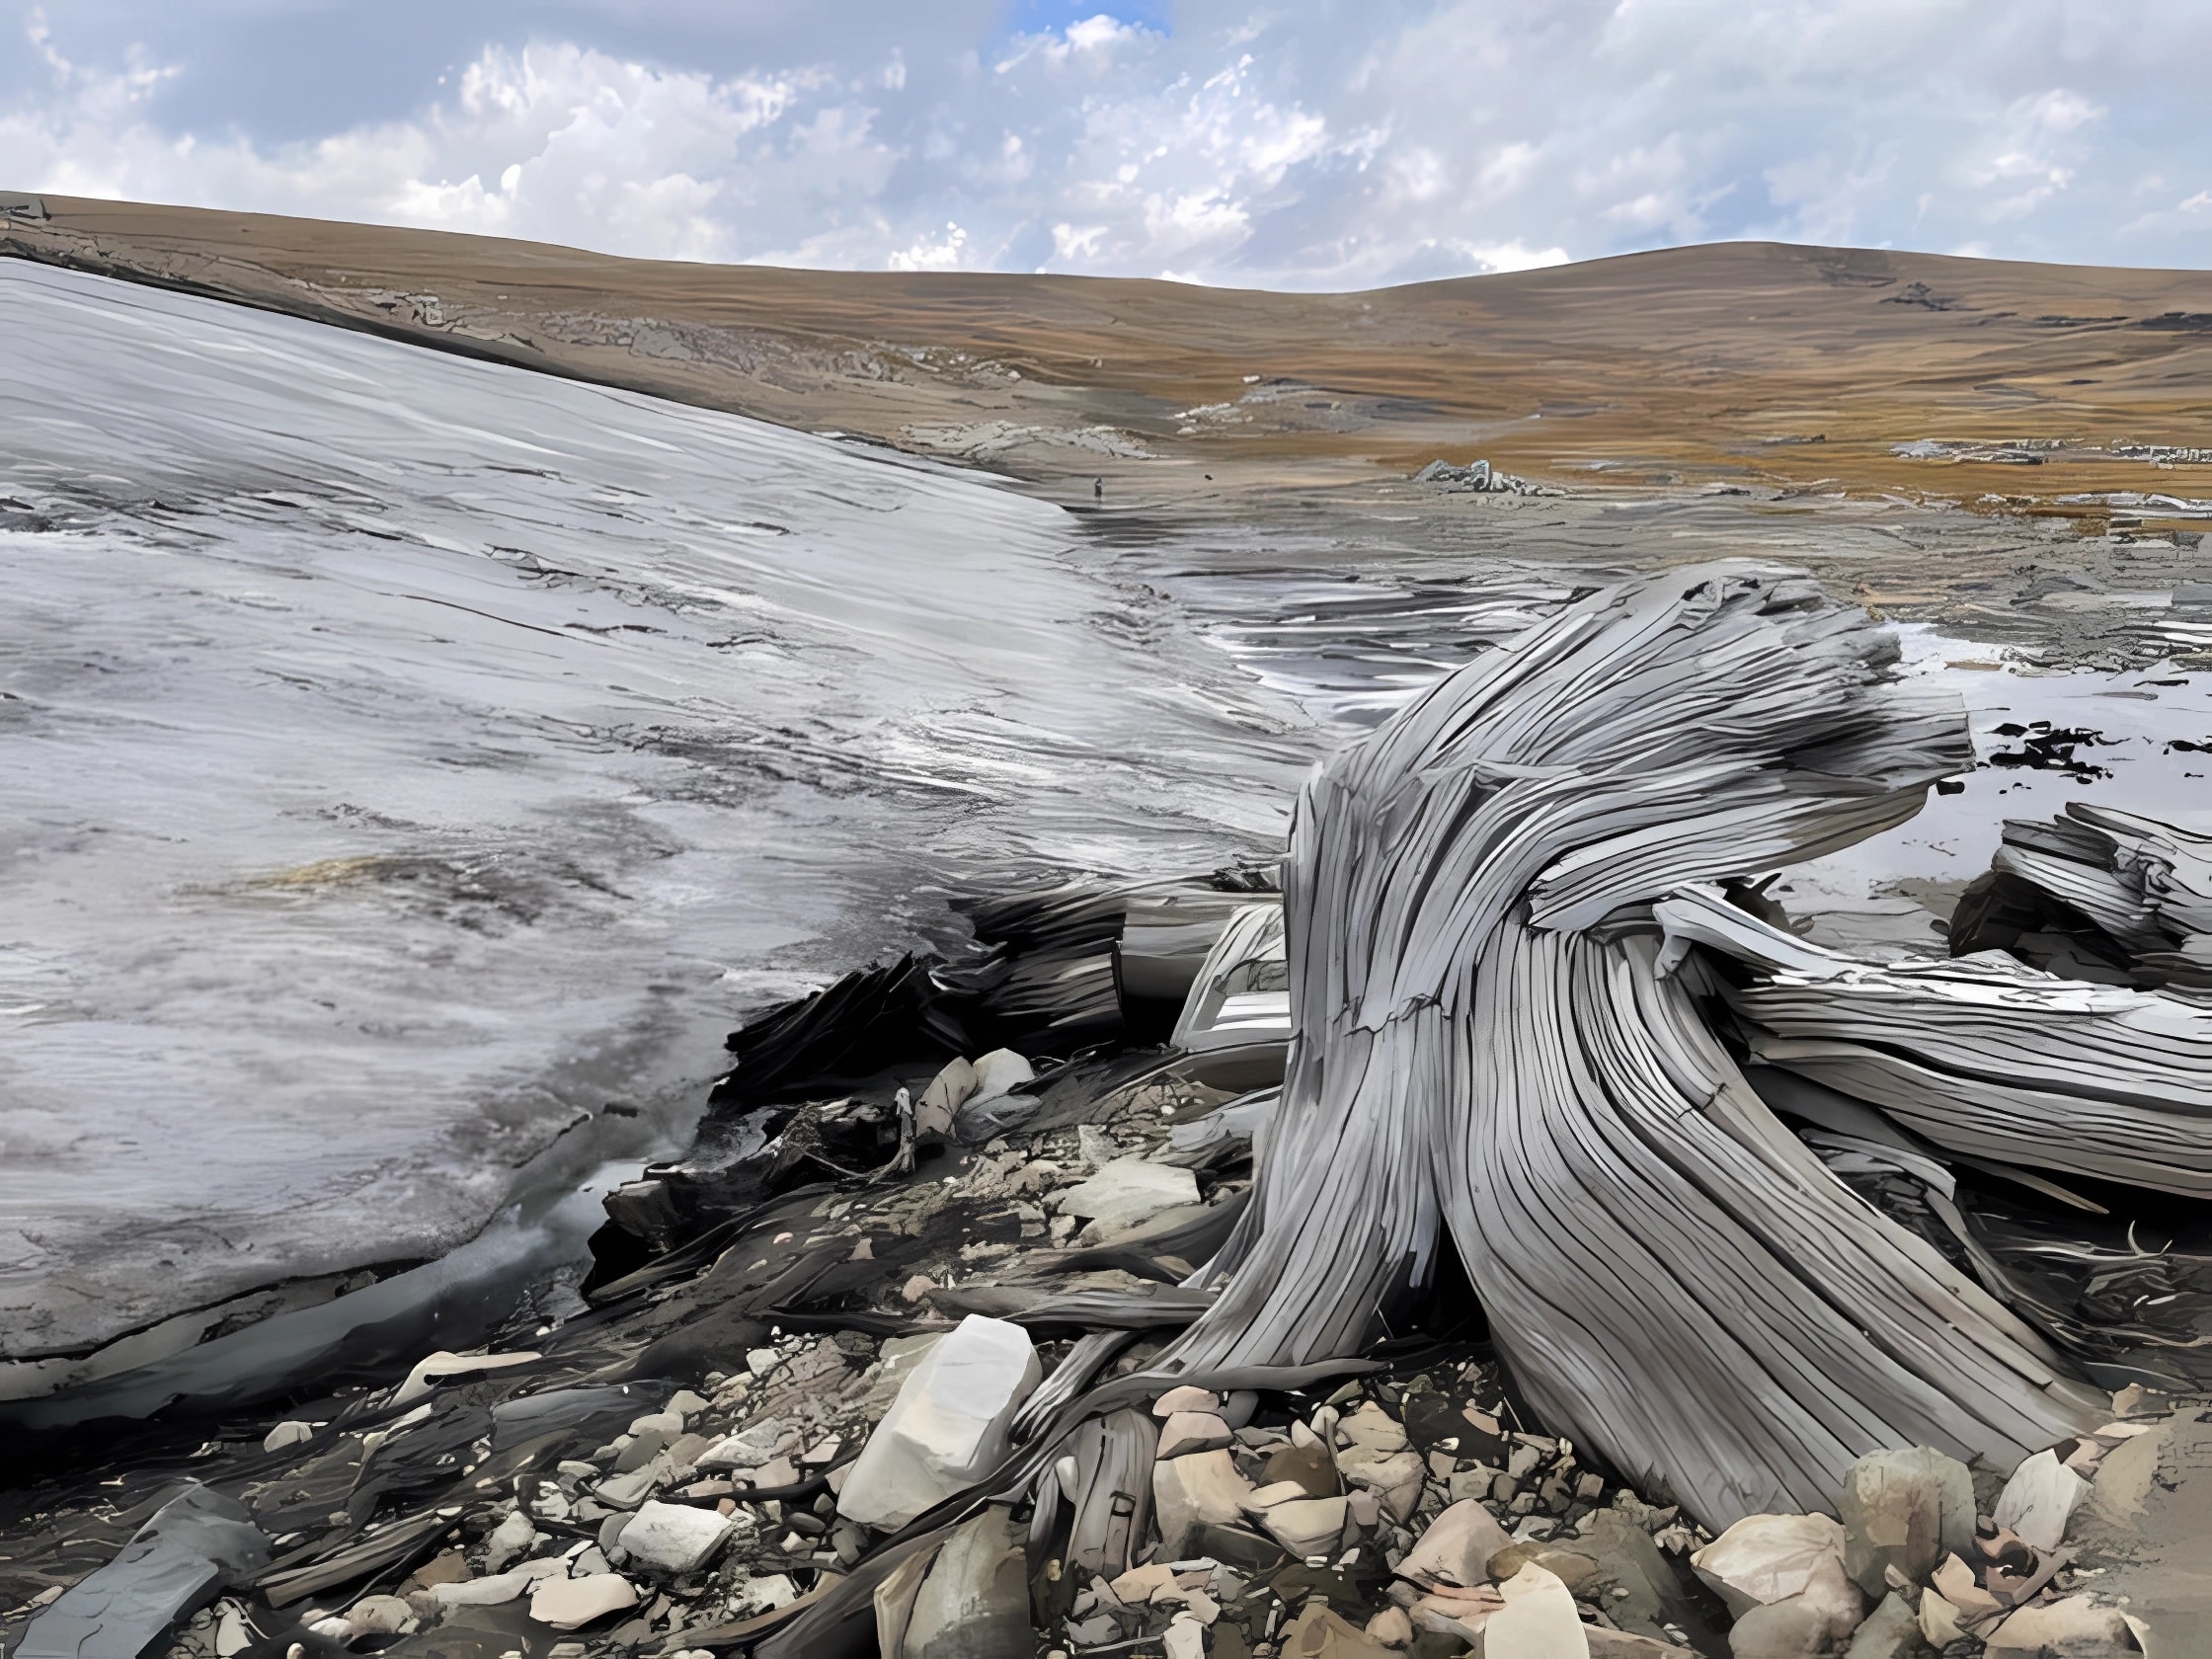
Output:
[1156,562,2109,1526]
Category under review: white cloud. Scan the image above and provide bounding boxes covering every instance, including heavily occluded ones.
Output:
[6,2,2211,286]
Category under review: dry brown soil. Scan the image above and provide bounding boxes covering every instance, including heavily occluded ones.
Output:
[5,193,2210,533]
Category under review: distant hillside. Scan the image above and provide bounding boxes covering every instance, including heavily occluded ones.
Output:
[5,193,2208,525]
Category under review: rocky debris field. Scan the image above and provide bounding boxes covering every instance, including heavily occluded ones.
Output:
[0,991,2197,1659]
[9,575,2212,1659]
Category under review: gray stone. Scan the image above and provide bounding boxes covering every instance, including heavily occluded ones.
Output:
[482,1508,542,1572]
[16,1483,270,1659]
[1842,1591,1926,1659]
[615,1500,733,1573]
[900,1508,1031,1659]
[1050,1157,1199,1236]
[1838,1448,1975,1596]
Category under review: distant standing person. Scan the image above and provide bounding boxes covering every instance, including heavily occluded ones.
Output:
[1093,477,1103,503]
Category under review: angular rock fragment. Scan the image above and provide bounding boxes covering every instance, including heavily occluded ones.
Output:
[918,1058,979,1135]
[481,1508,543,1572]
[616,1499,733,1573]
[1483,1562,1591,1658]
[1983,1594,2140,1657]
[528,1572,638,1629]
[1153,1451,1256,1557]
[1252,1494,1352,1557]
[426,1558,566,1607]
[1051,1157,1200,1236]
[16,1484,270,1659]
[836,1313,1040,1530]
[696,1417,791,1470]
[1838,1447,1974,1596]
[1282,1602,1399,1658]
[1693,1512,1849,1620]
[1992,1448,2090,1552]
[1157,1409,1234,1459]
[1930,1552,2003,1620]
[1394,1499,1516,1588]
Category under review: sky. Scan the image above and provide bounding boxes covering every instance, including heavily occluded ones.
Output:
[4,1,2209,288]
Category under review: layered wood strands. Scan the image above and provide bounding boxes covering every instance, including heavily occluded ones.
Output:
[1951,802,2212,990]
[1155,562,2112,1526]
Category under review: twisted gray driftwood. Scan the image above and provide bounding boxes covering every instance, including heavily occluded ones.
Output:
[1156,562,2108,1526]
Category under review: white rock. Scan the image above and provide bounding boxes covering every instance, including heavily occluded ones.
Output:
[835,1313,1042,1530]
[1153,1451,1256,1556]
[917,1058,977,1135]
[746,1347,783,1378]
[528,1572,638,1630]
[1690,1511,1848,1620]
[262,1421,314,1453]
[1396,1499,1516,1588]
[616,1501,733,1574]
[1482,1563,1590,1659]
[1993,1449,2091,1552]
[428,1558,566,1608]
[734,1573,801,1613]
[1163,1617,1206,1659]
[1157,1411,1233,1460]
[481,1509,543,1573]
[696,1418,790,1471]
[1050,1158,1200,1234]
[969,1048,1035,1103]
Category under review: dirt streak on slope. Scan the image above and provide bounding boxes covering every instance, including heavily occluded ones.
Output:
[4,194,2210,526]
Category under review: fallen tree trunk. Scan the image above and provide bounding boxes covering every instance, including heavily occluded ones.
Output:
[1154,562,2111,1526]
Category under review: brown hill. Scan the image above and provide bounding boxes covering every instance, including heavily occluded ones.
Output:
[4,192,2209,525]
